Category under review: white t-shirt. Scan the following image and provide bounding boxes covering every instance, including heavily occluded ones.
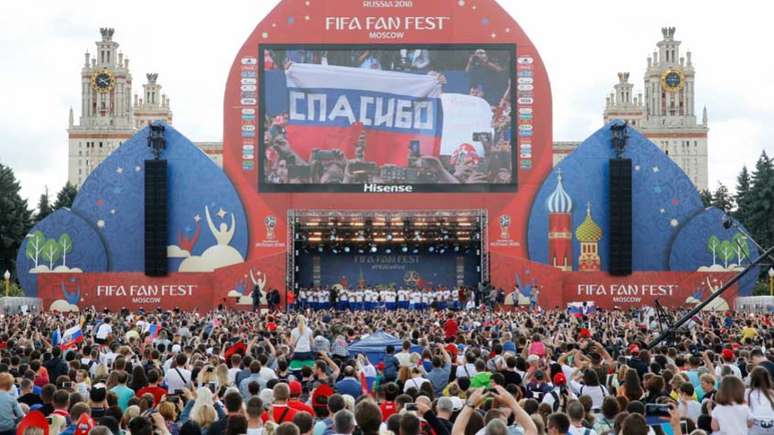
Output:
[292,327,314,353]
[568,425,597,435]
[164,367,192,393]
[96,323,112,340]
[711,403,752,435]
[747,389,774,420]
[456,363,477,379]
[403,377,429,392]
[569,382,607,410]
[678,400,702,424]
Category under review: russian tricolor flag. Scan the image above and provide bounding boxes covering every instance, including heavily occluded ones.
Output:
[147,323,160,339]
[61,325,83,350]
[51,328,61,347]
[283,63,443,166]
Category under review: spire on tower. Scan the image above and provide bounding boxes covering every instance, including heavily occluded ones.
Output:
[69,107,74,127]
[100,27,115,41]
[702,106,708,125]
[661,26,676,41]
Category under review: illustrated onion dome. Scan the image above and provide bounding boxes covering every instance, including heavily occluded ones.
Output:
[575,202,603,242]
[546,170,573,213]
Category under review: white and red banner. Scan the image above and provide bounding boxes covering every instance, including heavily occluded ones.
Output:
[285,63,444,165]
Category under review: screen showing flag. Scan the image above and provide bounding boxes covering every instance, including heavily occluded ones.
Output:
[258,45,517,193]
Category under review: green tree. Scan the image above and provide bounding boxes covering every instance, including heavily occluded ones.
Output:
[733,165,752,225]
[711,182,734,212]
[719,239,735,269]
[41,238,62,270]
[52,182,77,210]
[699,189,713,208]
[732,232,751,265]
[35,190,52,223]
[747,151,774,255]
[707,235,720,266]
[24,230,45,268]
[0,163,33,276]
[58,233,72,268]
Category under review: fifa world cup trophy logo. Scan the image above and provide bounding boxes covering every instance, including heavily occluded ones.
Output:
[264,215,277,241]
[499,215,511,240]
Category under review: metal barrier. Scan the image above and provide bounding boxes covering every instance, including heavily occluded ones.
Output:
[0,297,43,315]
[736,296,774,313]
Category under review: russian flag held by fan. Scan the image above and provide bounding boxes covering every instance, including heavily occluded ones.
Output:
[61,325,83,349]
[284,63,444,165]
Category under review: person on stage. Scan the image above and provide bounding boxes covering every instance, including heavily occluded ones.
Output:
[440,287,450,311]
[338,287,349,311]
[251,283,262,313]
[397,288,407,310]
[410,288,421,310]
[298,287,307,311]
[329,286,338,311]
[311,288,320,311]
[422,288,432,311]
[385,288,397,311]
[321,287,330,310]
[364,288,373,311]
[354,287,364,311]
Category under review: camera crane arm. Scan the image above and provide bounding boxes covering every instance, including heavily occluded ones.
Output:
[646,245,774,350]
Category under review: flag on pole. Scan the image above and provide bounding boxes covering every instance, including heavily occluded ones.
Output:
[146,323,160,339]
[61,325,83,350]
[51,328,62,347]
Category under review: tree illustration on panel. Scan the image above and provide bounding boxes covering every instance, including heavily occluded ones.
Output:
[25,230,46,269]
[707,235,720,266]
[41,238,62,270]
[732,232,750,265]
[58,233,72,268]
[719,240,736,269]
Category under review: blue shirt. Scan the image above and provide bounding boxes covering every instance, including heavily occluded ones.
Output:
[0,391,23,431]
[335,377,362,398]
[427,364,451,394]
[111,384,135,412]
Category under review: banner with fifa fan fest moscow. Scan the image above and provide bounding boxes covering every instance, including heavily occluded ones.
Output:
[284,63,491,164]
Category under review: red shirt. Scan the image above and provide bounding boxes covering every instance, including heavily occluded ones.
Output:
[136,385,168,406]
[288,399,314,415]
[444,319,458,339]
[261,404,298,423]
[380,401,397,421]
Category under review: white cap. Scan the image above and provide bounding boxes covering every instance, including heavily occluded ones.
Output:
[172,344,182,353]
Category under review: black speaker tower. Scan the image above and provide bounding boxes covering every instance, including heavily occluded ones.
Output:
[144,125,168,276]
[609,123,632,276]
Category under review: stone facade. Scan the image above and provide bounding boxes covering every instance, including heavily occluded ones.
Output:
[555,27,709,190]
[67,29,222,187]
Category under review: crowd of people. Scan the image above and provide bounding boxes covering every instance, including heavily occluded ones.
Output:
[2,305,773,435]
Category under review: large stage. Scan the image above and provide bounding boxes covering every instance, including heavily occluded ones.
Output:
[17,0,758,312]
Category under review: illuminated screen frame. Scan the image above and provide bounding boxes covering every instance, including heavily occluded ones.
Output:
[258,43,518,194]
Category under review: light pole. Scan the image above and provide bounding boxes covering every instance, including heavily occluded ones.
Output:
[769,268,774,297]
[3,270,9,298]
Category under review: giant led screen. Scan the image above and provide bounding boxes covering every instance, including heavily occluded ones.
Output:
[258,44,517,193]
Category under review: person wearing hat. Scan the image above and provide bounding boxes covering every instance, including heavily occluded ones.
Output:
[714,348,742,379]
[542,372,575,412]
[287,380,314,415]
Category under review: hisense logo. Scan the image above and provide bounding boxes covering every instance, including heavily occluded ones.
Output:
[363,184,414,193]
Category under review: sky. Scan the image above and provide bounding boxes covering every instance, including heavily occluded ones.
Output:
[0,0,772,207]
